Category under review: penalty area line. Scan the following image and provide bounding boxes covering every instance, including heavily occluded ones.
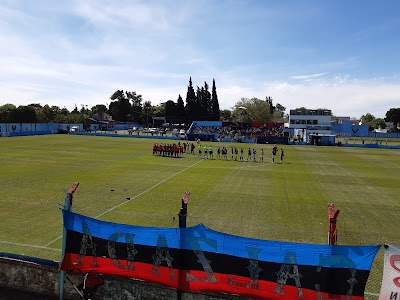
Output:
[0,240,60,252]
[45,159,203,247]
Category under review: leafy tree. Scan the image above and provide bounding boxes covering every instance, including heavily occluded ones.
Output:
[274,103,286,119]
[60,107,70,115]
[142,101,153,125]
[220,109,232,121]
[80,104,90,115]
[0,103,17,122]
[211,79,220,121]
[266,96,275,115]
[91,104,107,115]
[71,104,79,114]
[126,91,143,123]
[385,108,400,131]
[37,105,58,122]
[27,103,42,109]
[153,102,166,117]
[360,113,375,124]
[371,118,385,130]
[232,97,272,122]
[109,90,131,122]
[7,106,38,123]
[64,112,85,124]
[165,100,177,123]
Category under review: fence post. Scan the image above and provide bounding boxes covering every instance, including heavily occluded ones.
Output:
[59,182,80,300]
[177,191,190,300]
[327,203,340,245]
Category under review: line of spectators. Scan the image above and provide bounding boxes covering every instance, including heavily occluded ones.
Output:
[189,123,285,140]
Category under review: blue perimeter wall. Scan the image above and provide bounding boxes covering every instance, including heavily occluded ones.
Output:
[331,123,369,136]
[1,122,399,140]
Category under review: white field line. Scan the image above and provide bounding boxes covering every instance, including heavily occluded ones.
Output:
[365,291,380,296]
[0,240,59,252]
[44,159,203,247]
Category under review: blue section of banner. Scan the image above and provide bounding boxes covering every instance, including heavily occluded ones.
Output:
[63,210,380,270]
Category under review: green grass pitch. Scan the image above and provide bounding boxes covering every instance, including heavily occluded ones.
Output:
[0,134,399,297]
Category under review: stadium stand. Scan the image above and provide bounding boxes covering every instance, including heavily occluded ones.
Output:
[186,121,288,144]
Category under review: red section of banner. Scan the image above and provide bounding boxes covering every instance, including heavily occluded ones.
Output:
[61,253,365,300]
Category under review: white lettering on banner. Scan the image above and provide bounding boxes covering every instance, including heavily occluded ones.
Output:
[273,251,304,299]
[379,245,400,300]
[151,235,175,280]
[73,219,99,267]
[315,254,357,300]
[227,247,262,289]
[107,233,138,270]
[185,232,218,283]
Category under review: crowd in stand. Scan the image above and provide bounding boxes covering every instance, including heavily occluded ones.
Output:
[189,123,285,140]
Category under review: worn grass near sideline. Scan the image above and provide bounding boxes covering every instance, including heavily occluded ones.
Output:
[1,135,399,259]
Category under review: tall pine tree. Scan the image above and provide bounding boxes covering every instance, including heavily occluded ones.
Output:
[176,94,186,123]
[211,79,221,121]
[203,81,212,119]
[185,77,198,122]
[196,86,204,120]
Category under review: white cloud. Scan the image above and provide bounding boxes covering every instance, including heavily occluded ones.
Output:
[290,73,329,80]
[0,1,399,120]
[261,78,400,118]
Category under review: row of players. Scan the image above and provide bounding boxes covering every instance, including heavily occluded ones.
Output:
[152,142,284,163]
[152,143,194,157]
[197,144,284,163]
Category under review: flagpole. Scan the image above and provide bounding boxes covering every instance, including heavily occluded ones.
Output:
[59,182,79,300]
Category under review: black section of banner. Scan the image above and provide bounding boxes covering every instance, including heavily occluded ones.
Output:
[65,230,370,296]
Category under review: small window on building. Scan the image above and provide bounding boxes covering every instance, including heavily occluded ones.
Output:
[313,120,318,124]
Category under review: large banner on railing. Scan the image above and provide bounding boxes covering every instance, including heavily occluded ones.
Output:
[379,245,400,299]
[60,210,380,300]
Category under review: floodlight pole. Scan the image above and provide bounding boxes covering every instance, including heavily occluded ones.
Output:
[177,191,190,300]
[327,203,340,245]
[59,182,80,300]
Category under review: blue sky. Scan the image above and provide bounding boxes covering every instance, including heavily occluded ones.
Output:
[1,0,399,118]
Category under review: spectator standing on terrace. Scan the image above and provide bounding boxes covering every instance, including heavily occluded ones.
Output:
[280,148,284,163]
